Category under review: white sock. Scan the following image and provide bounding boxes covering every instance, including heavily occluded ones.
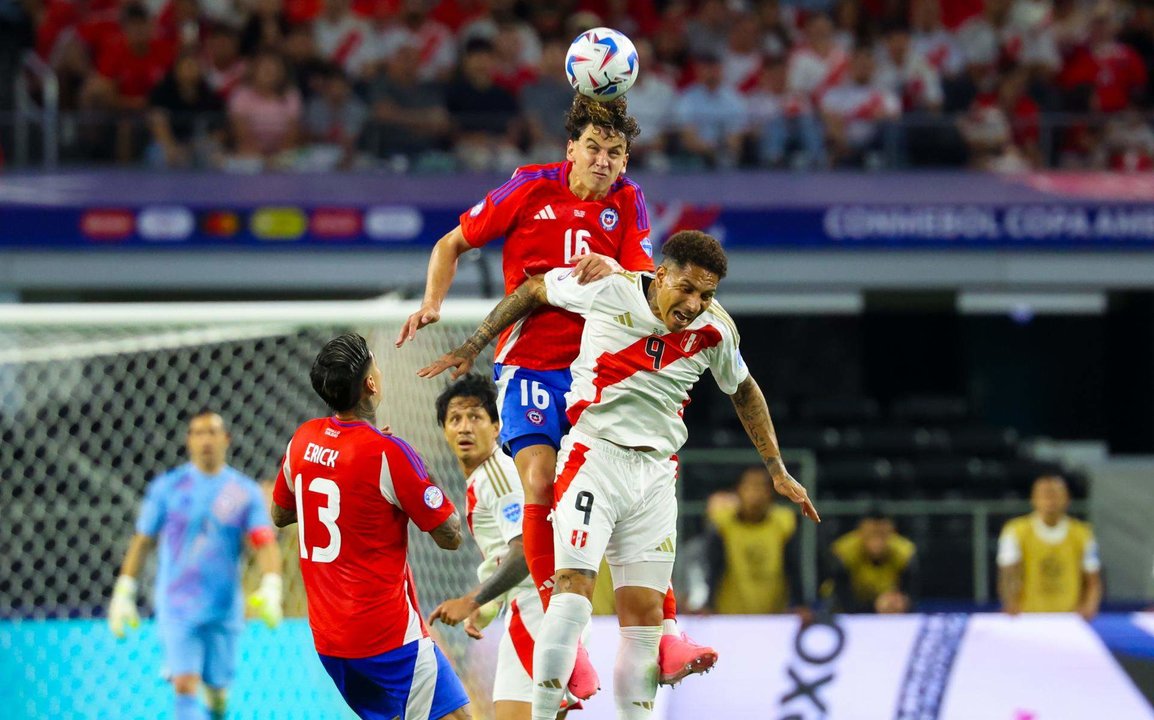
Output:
[532,593,592,720]
[662,618,679,636]
[614,626,662,719]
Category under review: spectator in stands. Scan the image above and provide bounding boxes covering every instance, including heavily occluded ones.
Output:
[375,0,456,83]
[157,0,208,50]
[303,64,368,170]
[909,0,963,80]
[788,13,849,105]
[875,22,943,113]
[997,475,1102,619]
[1096,108,1154,171]
[622,37,677,169]
[146,49,224,168]
[90,3,174,112]
[491,20,536,97]
[955,0,1060,82]
[703,466,801,615]
[312,0,374,80]
[755,0,796,59]
[282,22,328,100]
[721,13,764,92]
[747,55,826,168]
[686,0,731,58]
[445,36,520,172]
[368,41,450,166]
[831,0,861,51]
[820,44,901,168]
[825,507,917,614]
[520,38,573,162]
[239,0,290,56]
[226,51,302,169]
[459,0,541,72]
[78,3,175,162]
[201,23,246,99]
[1059,5,1147,115]
[673,50,748,168]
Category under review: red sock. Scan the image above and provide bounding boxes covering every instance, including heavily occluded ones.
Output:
[663,585,678,622]
[523,503,556,608]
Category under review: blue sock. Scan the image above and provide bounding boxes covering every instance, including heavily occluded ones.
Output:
[175,693,207,720]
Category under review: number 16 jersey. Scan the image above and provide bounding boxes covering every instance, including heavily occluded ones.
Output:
[460,161,655,371]
[272,417,456,658]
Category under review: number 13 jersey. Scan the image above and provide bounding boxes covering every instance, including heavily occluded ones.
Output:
[459,161,655,371]
[272,417,456,658]
[543,269,750,456]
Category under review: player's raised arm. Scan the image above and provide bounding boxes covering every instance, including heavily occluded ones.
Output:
[730,375,820,524]
[396,225,473,348]
[417,274,550,379]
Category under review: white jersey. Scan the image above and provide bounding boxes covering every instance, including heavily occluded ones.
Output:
[543,269,749,456]
[465,448,535,596]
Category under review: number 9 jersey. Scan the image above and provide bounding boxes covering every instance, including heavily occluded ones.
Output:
[459,161,655,370]
[272,417,456,658]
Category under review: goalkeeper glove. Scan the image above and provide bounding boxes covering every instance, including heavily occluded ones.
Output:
[108,575,140,639]
[247,573,283,629]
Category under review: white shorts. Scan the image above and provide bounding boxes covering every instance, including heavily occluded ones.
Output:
[492,588,543,704]
[552,428,678,585]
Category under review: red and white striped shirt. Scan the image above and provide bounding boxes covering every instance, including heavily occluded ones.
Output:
[543,269,749,456]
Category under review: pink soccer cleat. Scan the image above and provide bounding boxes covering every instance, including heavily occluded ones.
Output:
[567,642,600,700]
[658,632,718,686]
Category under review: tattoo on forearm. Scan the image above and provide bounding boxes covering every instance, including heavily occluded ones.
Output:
[452,281,544,359]
[432,513,462,548]
[730,377,784,470]
[474,541,529,606]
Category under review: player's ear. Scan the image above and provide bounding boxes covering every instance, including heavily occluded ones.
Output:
[565,138,576,162]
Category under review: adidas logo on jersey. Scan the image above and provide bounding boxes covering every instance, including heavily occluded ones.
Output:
[538,678,563,689]
[614,312,634,328]
[533,205,557,220]
[654,537,675,553]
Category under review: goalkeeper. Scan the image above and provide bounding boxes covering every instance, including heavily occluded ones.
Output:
[107,410,283,720]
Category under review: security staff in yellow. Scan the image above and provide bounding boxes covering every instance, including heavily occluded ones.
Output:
[826,509,917,613]
[997,475,1102,618]
[704,466,798,614]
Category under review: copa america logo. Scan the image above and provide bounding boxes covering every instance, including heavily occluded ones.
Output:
[600,208,619,231]
[469,200,484,217]
[424,486,445,509]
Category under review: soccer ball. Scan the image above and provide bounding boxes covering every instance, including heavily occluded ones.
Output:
[565,27,639,102]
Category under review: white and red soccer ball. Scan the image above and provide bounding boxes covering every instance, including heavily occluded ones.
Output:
[565,27,639,102]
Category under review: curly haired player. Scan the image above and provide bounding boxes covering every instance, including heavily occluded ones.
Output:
[398,95,716,698]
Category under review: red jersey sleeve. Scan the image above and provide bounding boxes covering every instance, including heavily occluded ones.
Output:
[378,436,456,532]
[272,452,294,510]
[616,179,656,272]
[459,170,535,248]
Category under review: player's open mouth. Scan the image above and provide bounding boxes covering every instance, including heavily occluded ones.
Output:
[457,440,474,450]
[673,311,690,325]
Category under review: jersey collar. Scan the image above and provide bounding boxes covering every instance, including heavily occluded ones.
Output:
[1031,513,1071,543]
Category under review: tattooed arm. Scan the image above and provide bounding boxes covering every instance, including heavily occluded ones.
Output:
[730,375,820,523]
[418,274,549,379]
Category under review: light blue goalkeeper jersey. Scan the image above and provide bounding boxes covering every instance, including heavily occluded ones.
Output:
[136,463,270,628]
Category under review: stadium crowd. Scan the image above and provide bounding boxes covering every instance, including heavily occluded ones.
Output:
[3,0,1154,170]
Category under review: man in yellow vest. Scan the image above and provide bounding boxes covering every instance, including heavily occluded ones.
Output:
[704,466,799,614]
[826,508,917,613]
[997,475,1102,618]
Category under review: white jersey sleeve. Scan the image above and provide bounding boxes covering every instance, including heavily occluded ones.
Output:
[704,303,751,395]
[543,267,622,316]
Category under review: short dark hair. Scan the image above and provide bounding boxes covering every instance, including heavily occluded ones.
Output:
[311,333,373,412]
[464,36,495,55]
[565,94,641,151]
[122,3,149,23]
[862,504,892,524]
[661,230,728,279]
[434,374,500,426]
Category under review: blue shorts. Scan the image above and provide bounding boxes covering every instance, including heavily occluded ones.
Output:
[319,637,469,720]
[159,621,238,689]
[494,364,573,454]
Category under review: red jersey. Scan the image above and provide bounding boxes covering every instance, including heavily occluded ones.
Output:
[459,161,655,370]
[272,417,455,658]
